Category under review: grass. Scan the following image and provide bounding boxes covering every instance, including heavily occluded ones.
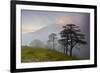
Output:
[21,46,78,63]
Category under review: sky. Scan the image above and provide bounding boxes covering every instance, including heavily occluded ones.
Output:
[21,10,89,34]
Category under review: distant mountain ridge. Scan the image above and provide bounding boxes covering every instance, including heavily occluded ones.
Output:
[22,24,62,45]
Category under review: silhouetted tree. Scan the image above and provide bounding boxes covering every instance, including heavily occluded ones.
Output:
[48,33,57,49]
[58,38,68,54]
[59,24,86,56]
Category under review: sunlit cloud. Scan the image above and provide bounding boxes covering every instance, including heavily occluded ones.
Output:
[55,16,75,27]
[22,25,43,34]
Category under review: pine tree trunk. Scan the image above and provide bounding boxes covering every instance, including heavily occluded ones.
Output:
[64,46,66,54]
[70,48,72,56]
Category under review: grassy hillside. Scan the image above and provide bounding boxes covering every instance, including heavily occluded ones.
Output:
[21,46,78,63]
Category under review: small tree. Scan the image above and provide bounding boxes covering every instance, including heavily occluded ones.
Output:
[59,24,87,56]
[48,33,57,49]
[58,38,68,54]
[29,39,45,48]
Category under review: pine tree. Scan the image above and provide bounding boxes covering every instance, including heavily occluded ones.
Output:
[48,33,57,49]
[59,24,87,56]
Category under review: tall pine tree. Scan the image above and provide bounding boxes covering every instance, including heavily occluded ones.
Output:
[59,24,87,56]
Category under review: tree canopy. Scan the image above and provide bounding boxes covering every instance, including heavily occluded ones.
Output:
[59,24,87,56]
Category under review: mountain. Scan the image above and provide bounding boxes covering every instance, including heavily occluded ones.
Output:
[22,24,62,46]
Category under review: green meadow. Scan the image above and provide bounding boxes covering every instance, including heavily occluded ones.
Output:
[21,46,78,63]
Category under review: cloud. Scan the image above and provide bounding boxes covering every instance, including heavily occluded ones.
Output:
[22,25,43,34]
[55,16,76,27]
